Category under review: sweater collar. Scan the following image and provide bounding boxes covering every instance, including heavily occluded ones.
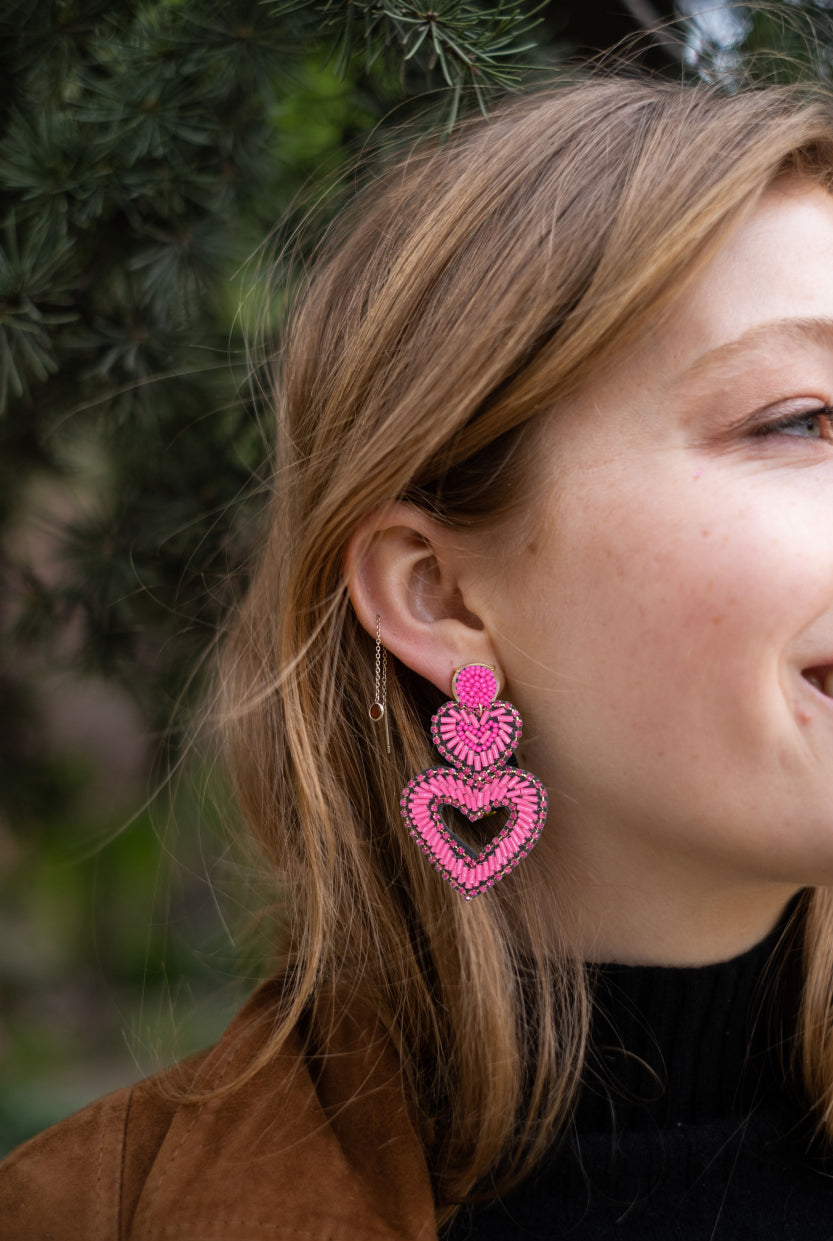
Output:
[577,917,798,1131]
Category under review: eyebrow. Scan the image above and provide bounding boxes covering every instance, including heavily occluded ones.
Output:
[679,316,833,384]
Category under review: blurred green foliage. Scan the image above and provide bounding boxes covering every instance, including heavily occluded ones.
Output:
[0,0,386,735]
[0,0,386,1150]
[0,765,257,1154]
[3,0,833,1151]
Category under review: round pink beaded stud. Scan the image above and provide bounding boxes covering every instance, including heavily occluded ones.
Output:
[452,663,499,712]
[400,662,547,900]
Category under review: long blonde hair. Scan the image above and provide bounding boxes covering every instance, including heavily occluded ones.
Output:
[221,76,833,1220]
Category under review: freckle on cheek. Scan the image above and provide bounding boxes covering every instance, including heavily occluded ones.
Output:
[711,616,722,626]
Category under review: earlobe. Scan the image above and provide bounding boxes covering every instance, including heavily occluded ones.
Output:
[343,503,499,697]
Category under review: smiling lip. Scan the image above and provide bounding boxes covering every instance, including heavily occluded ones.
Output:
[802,667,833,698]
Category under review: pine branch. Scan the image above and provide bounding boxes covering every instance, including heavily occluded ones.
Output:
[0,214,77,412]
[270,0,542,119]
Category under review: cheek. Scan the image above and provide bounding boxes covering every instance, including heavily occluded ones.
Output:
[517,478,817,755]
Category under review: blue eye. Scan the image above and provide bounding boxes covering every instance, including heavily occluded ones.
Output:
[760,407,833,439]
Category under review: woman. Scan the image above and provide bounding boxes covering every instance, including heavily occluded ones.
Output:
[4,75,833,1240]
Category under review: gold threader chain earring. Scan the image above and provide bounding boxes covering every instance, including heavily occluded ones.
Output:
[369,614,391,755]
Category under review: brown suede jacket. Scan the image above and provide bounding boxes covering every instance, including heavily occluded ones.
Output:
[0,980,438,1241]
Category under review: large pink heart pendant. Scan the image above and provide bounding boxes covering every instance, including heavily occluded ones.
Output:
[400,664,547,899]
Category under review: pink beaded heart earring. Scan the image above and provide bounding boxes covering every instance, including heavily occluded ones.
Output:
[400,663,547,900]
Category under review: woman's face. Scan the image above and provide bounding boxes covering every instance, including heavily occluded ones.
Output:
[483,178,833,961]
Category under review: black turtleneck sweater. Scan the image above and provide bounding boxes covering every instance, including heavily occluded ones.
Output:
[446,926,833,1240]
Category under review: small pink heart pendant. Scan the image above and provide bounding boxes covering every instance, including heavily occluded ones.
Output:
[431,700,522,773]
[400,664,547,899]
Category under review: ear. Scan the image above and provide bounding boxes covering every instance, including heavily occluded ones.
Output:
[343,502,501,698]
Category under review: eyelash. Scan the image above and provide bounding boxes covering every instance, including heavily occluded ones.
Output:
[757,406,833,439]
